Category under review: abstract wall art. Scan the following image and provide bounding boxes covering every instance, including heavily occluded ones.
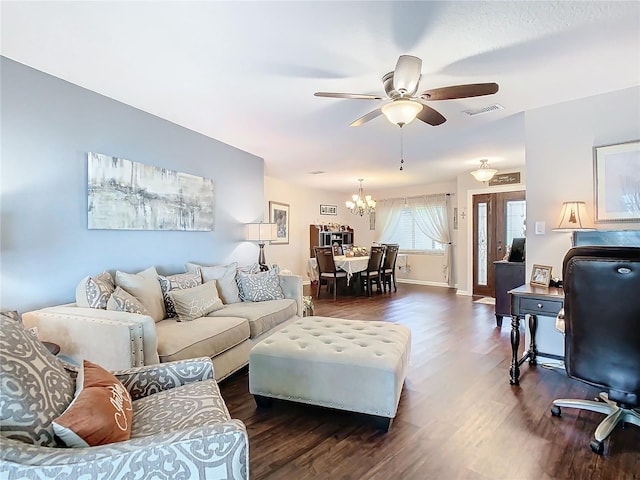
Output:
[88,152,215,231]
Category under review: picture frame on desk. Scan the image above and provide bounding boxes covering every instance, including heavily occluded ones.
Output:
[593,140,640,223]
[530,264,552,287]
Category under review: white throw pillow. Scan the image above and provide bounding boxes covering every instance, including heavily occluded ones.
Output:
[157,272,202,318]
[106,287,150,315]
[168,281,224,322]
[185,262,241,304]
[115,266,165,322]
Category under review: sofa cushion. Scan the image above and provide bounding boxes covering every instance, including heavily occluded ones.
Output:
[186,262,241,304]
[169,281,224,322]
[0,314,74,447]
[52,360,133,448]
[116,266,166,322]
[131,378,230,438]
[237,267,284,302]
[107,286,150,315]
[158,272,202,318]
[209,299,297,338]
[75,271,115,309]
[155,316,250,363]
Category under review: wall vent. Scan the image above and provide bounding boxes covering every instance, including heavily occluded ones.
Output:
[308,171,326,175]
[462,103,504,116]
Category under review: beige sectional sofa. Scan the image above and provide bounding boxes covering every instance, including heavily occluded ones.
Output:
[23,263,303,381]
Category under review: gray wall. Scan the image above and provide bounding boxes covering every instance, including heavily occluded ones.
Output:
[1,57,265,312]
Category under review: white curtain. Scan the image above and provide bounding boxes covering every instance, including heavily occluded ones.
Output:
[407,194,454,287]
[376,198,406,243]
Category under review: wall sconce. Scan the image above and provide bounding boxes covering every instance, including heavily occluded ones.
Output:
[552,201,596,232]
[470,159,498,183]
[245,223,278,271]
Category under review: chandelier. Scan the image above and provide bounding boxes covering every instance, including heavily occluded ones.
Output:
[345,179,376,216]
[470,159,498,183]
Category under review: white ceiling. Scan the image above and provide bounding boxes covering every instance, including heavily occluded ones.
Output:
[2,1,639,194]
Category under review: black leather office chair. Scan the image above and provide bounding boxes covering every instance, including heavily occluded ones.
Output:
[550,246,640,454]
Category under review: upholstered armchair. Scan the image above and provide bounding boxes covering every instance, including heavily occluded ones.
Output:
[0,313,249,479]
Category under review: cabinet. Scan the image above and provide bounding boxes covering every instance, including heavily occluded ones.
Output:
[309,225,354,257]
[493,261,525,327]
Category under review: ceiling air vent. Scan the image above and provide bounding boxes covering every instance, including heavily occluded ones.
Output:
[309,171,326,175]
[462,103,504,117]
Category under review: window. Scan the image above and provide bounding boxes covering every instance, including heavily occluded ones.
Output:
[385,208,445,253]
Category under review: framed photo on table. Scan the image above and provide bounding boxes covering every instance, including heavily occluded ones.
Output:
[269,201,289,244]
[530,264,552,287]
[594,140,640,222]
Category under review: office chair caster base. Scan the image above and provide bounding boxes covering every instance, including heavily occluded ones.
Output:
[551,405,561,417]
[590,439,604,455]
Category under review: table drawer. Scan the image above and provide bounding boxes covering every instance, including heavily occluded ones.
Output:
[519,298,563,316]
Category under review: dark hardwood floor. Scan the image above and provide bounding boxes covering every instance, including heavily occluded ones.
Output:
[219,284,640,479]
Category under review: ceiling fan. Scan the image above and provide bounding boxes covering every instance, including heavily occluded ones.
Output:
[314,55,499,128]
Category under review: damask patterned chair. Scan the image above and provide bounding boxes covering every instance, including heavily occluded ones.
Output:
[0,313,249,479]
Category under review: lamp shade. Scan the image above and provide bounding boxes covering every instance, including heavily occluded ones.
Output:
[245,223,278,242]
[381,100,423,126]
[552,201,596,231]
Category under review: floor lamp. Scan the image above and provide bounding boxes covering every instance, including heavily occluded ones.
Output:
[245,223,278,271]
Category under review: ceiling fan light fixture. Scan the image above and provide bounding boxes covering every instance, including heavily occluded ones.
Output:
[470,159,498,183]
[381,100,423,127]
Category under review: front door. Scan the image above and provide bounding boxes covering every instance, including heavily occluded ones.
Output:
[472,191,526,297]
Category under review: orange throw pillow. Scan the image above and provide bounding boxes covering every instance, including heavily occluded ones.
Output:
[53,360,133,447]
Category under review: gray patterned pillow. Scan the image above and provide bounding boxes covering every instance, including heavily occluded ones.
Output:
[237,267,284,302]
[168,281,224,322]
[0,314,74,447]
[236,263,261,301]
[75,271,115,309]
[158,272,202,317]
[106,287,150,315]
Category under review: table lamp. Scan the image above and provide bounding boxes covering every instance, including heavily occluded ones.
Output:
[245,223,278,271]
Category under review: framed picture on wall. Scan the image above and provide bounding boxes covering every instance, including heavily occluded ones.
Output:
[320,204,337,215]
[269,201,289,244]
[593,140,640,222]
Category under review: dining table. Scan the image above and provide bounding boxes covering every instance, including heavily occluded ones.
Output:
[307,255,370,285]
[307,254,408,284]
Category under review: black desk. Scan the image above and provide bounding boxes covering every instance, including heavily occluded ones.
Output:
[508,284,564,385]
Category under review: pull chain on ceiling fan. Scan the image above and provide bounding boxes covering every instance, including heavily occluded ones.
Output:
[314,55,499,128]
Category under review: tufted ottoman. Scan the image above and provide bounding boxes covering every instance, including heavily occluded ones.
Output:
[249,316,411,431]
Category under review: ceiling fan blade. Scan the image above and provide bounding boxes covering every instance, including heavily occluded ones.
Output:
[420,83,499,101]
[393,55,422,95]
[350,108,383,127]
[416,103,446,126]
[314,92,384,100]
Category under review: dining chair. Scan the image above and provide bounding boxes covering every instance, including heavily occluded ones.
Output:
[381,244,400,293]
[361,246,385,296]
[314,246,347,300]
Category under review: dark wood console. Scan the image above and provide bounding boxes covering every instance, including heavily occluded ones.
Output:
[493,261,525,327]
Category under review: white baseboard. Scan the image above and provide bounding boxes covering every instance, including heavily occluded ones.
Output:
[456,290,472,296]
[306,277,452,290]
[396,279,450,288]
